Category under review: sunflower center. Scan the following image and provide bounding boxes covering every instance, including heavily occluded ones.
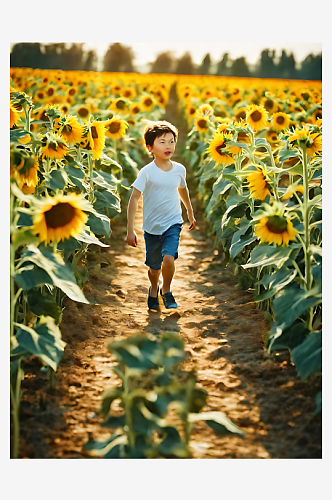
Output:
[276,115,285,124]
[108,122,121,134]
[144,98,152,107]
[264,99,274,110]
[216,143,226,154]
[69,88,76,96]
[315,111,322,120]
[133,106,140,114]
[91,126,98,139]
[116,100,126,109]
[236,111,246,120]
[266,215,288,234]
[63,124,72,133]
[251,110,262,122]
[44,203,76,228]
[123,90,131,97]
[197,119,208,129]
[79,108,89,117]
[47,88,54,96]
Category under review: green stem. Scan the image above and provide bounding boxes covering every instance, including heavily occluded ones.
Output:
[300,145,313,330]
[45,157,50,174]
[10,359,22,458]
[88,153,94,203]
[123,370,135,454]
[23,105,31,133]
[49,367,55,389]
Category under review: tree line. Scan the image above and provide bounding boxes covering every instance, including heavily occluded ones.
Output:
[10,43,322,80]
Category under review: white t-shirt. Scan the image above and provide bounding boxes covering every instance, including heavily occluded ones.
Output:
[131,160,187,235]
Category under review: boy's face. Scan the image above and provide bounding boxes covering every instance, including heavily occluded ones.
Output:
[147,132,176,161]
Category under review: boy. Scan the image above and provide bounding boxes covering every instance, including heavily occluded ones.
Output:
[126,120,196,310]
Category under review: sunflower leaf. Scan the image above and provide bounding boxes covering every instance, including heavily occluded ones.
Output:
[17,244,89,303]
[76,228,109,247]
[242,243,302,269]
[14,316,66,372]
[291,330,322,380]
[43,169,69,191]
[10,129,30,141]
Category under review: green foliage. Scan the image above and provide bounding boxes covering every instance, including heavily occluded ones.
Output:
[84,333,245,458]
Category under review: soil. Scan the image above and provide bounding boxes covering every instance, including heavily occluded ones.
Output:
[17,87,322,459]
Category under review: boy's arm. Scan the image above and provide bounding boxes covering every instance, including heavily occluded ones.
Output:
[127,187,142,246]
[178,186,196,230]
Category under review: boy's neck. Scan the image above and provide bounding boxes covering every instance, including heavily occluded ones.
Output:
[153,157,173,171]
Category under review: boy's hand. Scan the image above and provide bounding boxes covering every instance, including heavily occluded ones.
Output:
[188,212,196,230]
[127,230,138,247]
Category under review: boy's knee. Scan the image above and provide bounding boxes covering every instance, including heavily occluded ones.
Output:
[162,255,175,267]
[149,267,161,276]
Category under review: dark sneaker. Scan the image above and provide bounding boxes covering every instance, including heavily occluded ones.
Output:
[160,288,177,309]
[148,286,159,310]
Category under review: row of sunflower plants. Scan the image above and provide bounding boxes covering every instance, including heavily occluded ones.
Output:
[178,82,322,415]
[84,332,245,458]
[10,68,174,458]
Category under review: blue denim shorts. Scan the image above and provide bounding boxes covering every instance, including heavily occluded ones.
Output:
[144,223,183,270]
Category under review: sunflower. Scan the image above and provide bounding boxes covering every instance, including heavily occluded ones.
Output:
[234,107,247,122]
[207,133,234,166]
[45,85,56,98]
[54,115,84,144]
[266,130,279,144]
[111,97,129,114]
[140,95,156,112]
[32,193,89,244]
[129,102,142,116]
[306,133,322,158]
[312,108,322,122]
[197,104,214,118]
[13,155,39,188]
[195,115,210,133]
[245,104,269,131]
[247,166,271,201]
[271,112,290,132]
[227,130,251,155]
[81,120,106,160]
[76,105,91,120]
[35,90,46,101]
[262,97,279,114]
[10,102,21,128]
[287,126,314,152]
[59,102,71,115]
[111,83,122,95]
[104,117,128,140]
[255,202,298,246]
[120,86,136,100]
[18,182,36,194]
[66,86,77,99]
[40,132,69,160]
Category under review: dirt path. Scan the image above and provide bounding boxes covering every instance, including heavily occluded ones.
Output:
[19,198,321,459]
[18,87,321,459]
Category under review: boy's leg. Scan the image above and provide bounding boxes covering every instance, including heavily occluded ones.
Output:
[161,255,175,294]
[148,267,161,298]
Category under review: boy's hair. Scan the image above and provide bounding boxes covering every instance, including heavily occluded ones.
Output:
[143,120,179,149]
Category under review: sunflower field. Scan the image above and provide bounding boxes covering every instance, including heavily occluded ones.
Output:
[10,67,322,458]
[10,67,175,457]
[177,75,322,413]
